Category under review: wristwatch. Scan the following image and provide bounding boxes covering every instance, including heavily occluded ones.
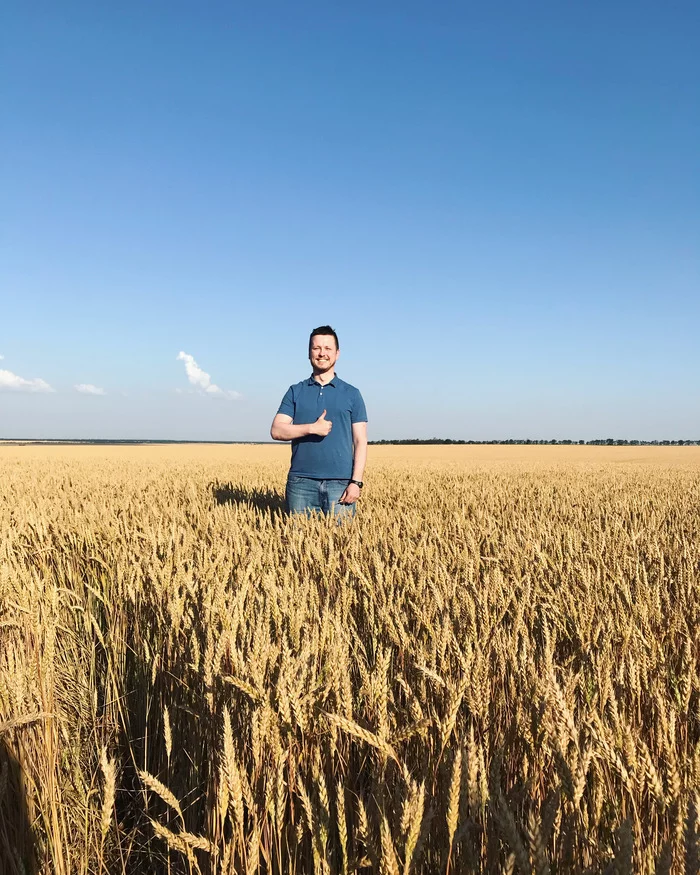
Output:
[349,479,364,489]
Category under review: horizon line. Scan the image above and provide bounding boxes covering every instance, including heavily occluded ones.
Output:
[2,437,699,446]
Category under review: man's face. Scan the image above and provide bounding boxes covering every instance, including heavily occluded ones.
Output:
[309,335,339,373]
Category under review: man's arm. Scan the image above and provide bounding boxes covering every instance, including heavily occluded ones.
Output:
[339,421,368,504]
[270,411,332,441]
[351,421,367,481]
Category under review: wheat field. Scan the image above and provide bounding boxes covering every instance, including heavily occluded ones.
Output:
[1,444,699,874]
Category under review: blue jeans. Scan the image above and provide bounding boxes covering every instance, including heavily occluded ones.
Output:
[285,475,356,518]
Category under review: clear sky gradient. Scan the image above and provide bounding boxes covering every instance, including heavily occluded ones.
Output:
[2,1,699,440]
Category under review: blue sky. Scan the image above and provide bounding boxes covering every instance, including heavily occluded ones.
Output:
[2,1,699,440]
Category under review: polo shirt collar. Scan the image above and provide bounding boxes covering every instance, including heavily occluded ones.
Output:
[307,373,338,387]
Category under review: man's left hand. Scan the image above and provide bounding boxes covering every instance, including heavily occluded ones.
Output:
[339,482,361,504]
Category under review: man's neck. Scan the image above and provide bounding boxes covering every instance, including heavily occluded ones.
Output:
[312,369,335,386]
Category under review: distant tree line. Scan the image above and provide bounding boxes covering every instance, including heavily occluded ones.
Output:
[4,437,698,448]
[369,438,700,446]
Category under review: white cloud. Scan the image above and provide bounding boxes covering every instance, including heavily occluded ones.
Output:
[177,351,212,390]
[0,368,54,393]
[176,351,242,400]
[75,383,106,396]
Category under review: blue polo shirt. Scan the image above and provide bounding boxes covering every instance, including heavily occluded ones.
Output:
[277,374,367,479]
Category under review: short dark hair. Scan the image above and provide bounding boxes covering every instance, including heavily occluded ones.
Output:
[309,325,339,353]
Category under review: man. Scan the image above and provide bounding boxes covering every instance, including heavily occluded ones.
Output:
[270,326,367,517]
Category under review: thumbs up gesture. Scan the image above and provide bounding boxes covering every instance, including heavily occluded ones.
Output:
[312,409,333,437]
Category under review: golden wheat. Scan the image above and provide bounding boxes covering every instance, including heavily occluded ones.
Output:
[0,444,698,873]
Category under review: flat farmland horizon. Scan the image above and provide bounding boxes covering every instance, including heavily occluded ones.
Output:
[2,441,700,467]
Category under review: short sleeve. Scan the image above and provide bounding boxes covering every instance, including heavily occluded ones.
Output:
[351,389,368,423]
[277,386,295,418]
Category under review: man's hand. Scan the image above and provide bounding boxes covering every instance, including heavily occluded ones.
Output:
[311,409,332,437]
[339,482,361,504]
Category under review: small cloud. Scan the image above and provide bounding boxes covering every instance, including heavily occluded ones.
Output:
[0,368,54,393]
[204,384,244,401]
[176,351,242,400]
[177,351,215,391]
[75,383,106,396]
